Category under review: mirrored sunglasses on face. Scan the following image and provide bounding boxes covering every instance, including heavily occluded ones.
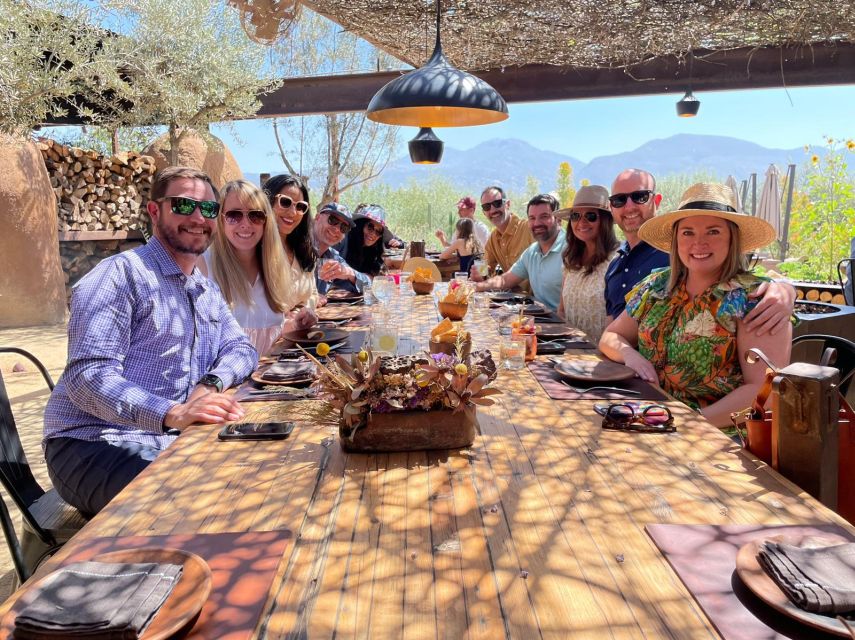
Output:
[323,214,351,234]
[481,198,506,212]
[224,209,266,225]
[570,211,600,223]
[163,197,220,219]
[275,194,309,213]
[608,190,654,208]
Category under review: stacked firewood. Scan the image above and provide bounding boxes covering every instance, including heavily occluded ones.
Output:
[36,138,156,233]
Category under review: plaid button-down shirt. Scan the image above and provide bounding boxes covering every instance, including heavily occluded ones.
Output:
[44,237,258,449]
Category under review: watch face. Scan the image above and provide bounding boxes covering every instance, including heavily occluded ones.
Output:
[200,375,223,392]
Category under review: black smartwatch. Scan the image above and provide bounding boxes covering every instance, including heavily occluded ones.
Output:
[198,374,224,393]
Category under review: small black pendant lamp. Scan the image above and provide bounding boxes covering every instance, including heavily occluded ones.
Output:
[366,0,508,128]
[676,51,700,117]
[408,127,444,164]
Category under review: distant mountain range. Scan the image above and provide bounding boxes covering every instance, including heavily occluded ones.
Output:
[245,133,828,195]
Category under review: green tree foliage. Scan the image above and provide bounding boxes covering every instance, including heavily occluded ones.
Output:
[783,138,855,281]
[524,175,541,201]
[52,125,161,155]
[270,9,399,204]
[101,0,280,163]
[0,0,130,136]
[556,161,575,207]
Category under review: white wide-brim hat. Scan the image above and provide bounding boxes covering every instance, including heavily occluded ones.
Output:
[638,182,776,253]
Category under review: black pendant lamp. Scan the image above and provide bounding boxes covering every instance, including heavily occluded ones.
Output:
[676,50,700,117]
[366,0,508,128]
[408,127,444,164]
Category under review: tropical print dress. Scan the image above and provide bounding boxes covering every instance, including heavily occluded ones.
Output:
[625,268,767,410]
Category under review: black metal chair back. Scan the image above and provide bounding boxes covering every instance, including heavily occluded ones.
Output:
[838,258,854,306]
[792,334,855,401]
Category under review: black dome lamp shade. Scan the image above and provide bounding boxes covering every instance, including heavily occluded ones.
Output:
[676,90,700,117]
[366,0,508,128]
[408,128,444,164]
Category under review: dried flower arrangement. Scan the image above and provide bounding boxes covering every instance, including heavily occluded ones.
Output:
[301,339,500,441]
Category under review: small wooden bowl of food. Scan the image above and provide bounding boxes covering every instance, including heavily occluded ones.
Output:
[438,301,468,321]
[412,280,435,295]
[429,336,472,358]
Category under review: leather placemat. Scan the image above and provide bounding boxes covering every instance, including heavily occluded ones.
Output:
[2,530,292,640]
[527,359,668,400]
[646,524,854,640]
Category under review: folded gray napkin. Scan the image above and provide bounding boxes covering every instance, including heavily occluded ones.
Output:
[261,360,315,382]
[14,560,183,639]
[757,540,855,614]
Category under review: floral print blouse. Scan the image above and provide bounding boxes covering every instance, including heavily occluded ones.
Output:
[625,268,766,410]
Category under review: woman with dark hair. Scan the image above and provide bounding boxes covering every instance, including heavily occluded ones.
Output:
[556,185,619,342]
[438,218,482,274]
[263,174,319,310]
[342,204,387,277]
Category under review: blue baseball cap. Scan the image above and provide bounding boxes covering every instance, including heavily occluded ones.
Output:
[318,202,355,228]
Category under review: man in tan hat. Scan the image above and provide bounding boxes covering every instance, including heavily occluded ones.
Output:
[604,168,795,335]
[470,185,534,281]
[435,195,489,249]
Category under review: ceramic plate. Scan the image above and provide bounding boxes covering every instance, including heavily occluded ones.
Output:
[521,304,550,316]
[315,306,362,322]
[489,292,531,304]
[554,357,636,382]
[325,289,363,303]
[735,534,852,637]
[281,328,349,346]
[2,548,211,640]
[535,325,587,339]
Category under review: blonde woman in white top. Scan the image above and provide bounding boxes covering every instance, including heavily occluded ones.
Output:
[198,180,316,356]
[556,185,619,342]
[263,174,321,309]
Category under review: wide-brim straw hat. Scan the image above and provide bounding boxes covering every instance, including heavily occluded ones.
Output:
[638,182,776,253]
[554,185,611,220]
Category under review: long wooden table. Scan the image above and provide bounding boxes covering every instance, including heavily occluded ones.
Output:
[5,290,853,638]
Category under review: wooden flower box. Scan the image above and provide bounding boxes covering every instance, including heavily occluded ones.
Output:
[341,408,478,453]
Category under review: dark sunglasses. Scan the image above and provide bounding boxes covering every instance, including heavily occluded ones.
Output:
[608,190,654,208]
[597,402,675,433]
[481,198,505,212]
[323,214,351,234]
[224,209,266,226]
[275,194,309,213]
[570,211,600,223]
[161,197,220,219]
[364,222,383,234]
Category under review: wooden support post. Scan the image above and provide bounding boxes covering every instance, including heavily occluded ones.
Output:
[772,362,840,509]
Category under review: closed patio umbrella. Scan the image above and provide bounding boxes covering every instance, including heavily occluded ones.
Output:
[756,164,781,242]
[725,175,743,212]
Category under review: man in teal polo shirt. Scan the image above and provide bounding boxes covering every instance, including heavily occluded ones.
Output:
[474,193,565,310]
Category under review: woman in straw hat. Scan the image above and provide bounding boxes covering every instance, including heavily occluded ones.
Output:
[555,185,619,342]
[599,182,791,427]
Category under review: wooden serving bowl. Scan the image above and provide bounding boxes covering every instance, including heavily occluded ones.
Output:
[438,301,468,320]
[412,280,435,295]
[429,337,472,358]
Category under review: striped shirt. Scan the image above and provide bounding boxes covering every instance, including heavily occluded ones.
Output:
[43,236,258,449]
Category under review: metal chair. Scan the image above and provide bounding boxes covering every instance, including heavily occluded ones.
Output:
[0,347,87,584]
[838,258,854,306]
[791,334,855,404]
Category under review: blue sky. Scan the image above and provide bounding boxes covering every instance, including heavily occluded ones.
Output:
[214,84,855,174]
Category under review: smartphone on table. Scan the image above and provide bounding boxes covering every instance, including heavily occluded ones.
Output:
[218,422,295,441]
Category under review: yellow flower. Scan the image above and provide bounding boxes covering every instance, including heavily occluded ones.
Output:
[811,155,819,165]
[454,363,468,376]
[316,342,331,357]
[357,350,369,362]
[847,140,855,152]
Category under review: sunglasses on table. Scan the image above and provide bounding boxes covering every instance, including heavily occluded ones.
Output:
[323,214,351,234]
[595,402,675,433]
[224,209,266,225]
[161,197,220,219]
[570,211,600,223]
[274,194,310,213]
[481,198,506,212]
[608,190,654,208]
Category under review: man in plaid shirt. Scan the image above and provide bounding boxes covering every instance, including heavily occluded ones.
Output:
[43,167,258,517]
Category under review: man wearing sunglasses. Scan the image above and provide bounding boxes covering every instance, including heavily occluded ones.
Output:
[312,202,371,295]
[474,193,566,311]
[470,186,534,282]
[42,166,257,517]
[604,168,795,335]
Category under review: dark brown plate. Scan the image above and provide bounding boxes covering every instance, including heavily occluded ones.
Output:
[735,534,851,637]
[326,289,363,303]
[490,292,530,303]
[315,306,362,321]
[554,357,636,382]
[2,548,211,640]
[521,304,550,316]
[535,324,587,339]
[281,327,349,346]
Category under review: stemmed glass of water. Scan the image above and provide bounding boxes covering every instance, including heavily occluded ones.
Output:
[373,275,395,305]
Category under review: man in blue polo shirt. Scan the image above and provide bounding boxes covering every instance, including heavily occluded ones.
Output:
[474,193,565,311]
[605,168,796,334]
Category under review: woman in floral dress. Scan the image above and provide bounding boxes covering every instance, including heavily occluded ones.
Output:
[599,183,791,427]
[556,185,618,342]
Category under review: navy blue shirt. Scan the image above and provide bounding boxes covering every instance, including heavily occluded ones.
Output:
[604,240,669,318]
